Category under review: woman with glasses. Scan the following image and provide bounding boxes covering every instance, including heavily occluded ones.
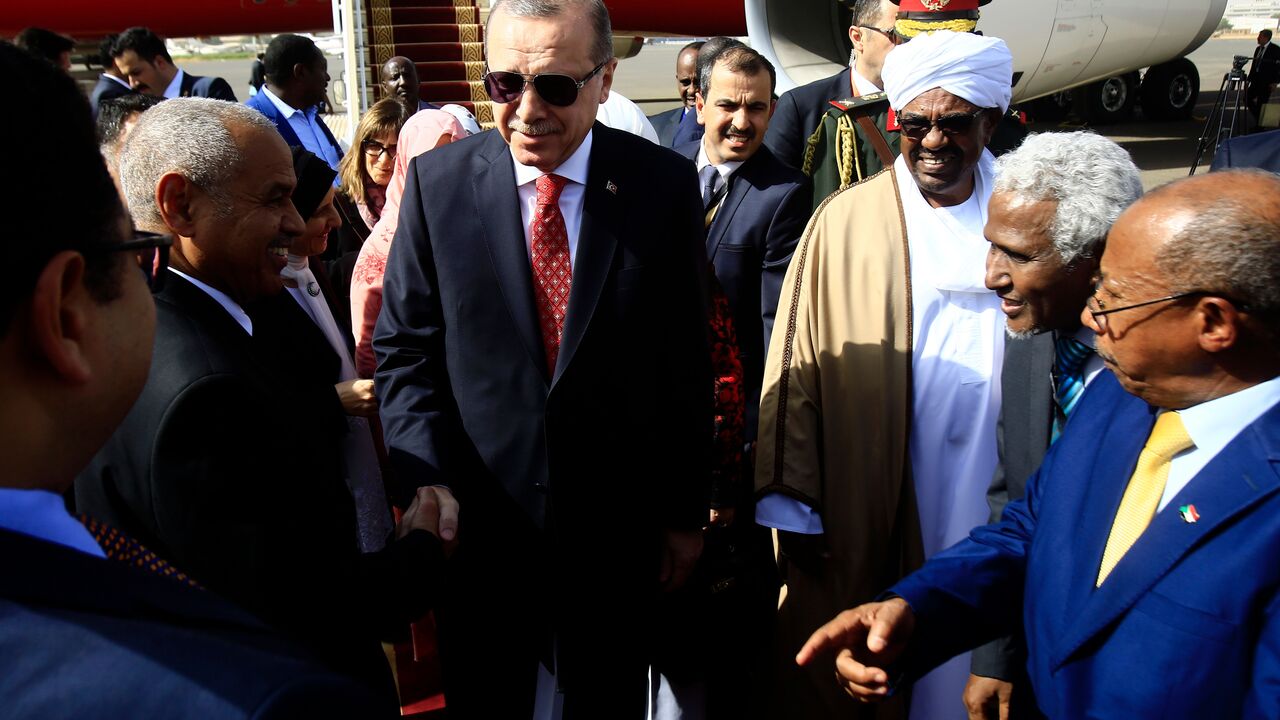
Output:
[350,109,465,378]
[327,99,411,327]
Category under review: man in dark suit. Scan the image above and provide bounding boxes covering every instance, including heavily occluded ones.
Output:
[76,97,457,710]
[678,42,810,512]
[1212,127,1280,172]
[112,26,236,101]
[245,33,343,172]
[1248,29,1280,127]
[968,131,1142,719]
[764,0,899,171]
[0,40,385,718]
[798,168,1280,719]
[649,40,703,147]
[90,35,133,118]
[374,0,713,716]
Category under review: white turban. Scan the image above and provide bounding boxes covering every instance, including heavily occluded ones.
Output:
[881,30,1013,113]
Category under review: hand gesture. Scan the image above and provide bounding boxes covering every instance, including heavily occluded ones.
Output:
[398,486,459,552]
[795,598,915,701]
[963,674,1014,720]
[335,379,378,417]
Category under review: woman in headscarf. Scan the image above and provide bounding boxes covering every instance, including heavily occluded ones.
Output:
[350,108,466,377]
[253,147,396,553]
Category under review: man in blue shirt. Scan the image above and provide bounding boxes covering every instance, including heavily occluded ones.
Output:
[245,33,343,173]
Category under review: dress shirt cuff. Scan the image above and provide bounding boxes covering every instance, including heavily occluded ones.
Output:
[755,492,825,533]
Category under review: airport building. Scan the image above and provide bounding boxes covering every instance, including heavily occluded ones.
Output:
[1225,0,1280,33]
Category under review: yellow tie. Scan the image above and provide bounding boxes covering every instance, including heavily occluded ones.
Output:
[1096,411,1195,586]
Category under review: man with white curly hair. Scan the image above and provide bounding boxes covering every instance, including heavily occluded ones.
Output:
[754,29,1015,719]
[967,131,1142,720]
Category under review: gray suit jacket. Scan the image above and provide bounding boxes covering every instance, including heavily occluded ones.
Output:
[970,333,1053,716]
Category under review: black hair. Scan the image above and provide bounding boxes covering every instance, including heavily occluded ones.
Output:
[97,34,118,67]
[680,40,705,56]
[851,0,889,28]
[97,93,163,146]
[1,42,125,334]
[14,27,74,65]
[263,33,322,86]
[112,26,171,64]
[1264,29,1274,41]
[697,37,767,99]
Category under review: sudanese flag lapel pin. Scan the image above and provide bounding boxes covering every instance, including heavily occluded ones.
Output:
[1178,504,1200,524]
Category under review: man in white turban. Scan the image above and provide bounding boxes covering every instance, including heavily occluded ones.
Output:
[754,30,1015,720]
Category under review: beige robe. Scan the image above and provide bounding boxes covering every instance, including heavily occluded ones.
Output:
[756,168,923,719]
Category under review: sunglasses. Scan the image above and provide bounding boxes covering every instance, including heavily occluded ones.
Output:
[897,108,989,140]
[859,25,900,44]
[88,230,172,291]
[483,60,609,107]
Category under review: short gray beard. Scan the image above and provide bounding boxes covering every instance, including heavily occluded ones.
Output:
[1004,324,1039,340]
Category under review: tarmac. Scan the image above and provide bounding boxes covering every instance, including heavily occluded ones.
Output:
[179,35,1267,191]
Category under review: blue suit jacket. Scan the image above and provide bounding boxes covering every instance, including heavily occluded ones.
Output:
[244,90,342,164]
[649,106,685,147]
[892,372,1280,719]
[90,74,132,118]
[675,140,811,446]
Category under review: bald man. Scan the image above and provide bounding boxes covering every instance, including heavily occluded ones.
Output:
[381,56,437,113]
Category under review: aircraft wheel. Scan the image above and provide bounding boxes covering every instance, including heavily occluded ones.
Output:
[1140,58,1199,121]
[1083,73,1138,125]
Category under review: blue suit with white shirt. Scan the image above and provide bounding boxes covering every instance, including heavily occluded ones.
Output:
[889,370,1280,719]
[245,87,343,172]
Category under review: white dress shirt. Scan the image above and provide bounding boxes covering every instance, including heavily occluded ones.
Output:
[260,85,342,172]
[694,144,743,202]
[0,487,105,558]
[512,130,593,265]
[1158,375,1280,511]
[169,267,253,336]
[851,68,881,97]
[162,67,186,99]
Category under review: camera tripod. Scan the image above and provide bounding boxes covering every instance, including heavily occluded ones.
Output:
[1189,57,1251,174]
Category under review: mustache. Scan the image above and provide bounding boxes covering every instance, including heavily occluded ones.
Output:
[723,125,755,140]
[508,119,562,136]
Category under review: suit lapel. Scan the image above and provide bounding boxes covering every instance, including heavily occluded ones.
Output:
[707,163,750,262]
[179,72,195,98]
[1052,402,1280,669]
[473,135,547,379]
[554,126,619,385]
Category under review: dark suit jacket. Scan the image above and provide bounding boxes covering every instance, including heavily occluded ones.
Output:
[90,74,132,117]
[244,90,342,162]
[675,140,811,450]
[374,124,713,714]
[970,333,1054,716]
[670,105,705,147]
[893,372,1280,719]
[649,106,686,147]
[1250,42,1280,88]
[764,68,851,171]
[0,529,387,718]
[76,274,441,704]
[179,70,238,101]
[1211,127,1280,173]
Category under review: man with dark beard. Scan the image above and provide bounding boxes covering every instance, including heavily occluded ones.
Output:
[755,30,1014,719]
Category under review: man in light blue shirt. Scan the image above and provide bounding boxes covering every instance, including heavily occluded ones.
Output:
[245,33,344,174]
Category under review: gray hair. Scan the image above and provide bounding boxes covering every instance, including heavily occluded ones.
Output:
[487,0,613,66]
[993,131,1143,265]
[1155,170,1280,324]
[119,98,277,229]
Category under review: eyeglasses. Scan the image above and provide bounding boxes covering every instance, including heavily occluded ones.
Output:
[361,140,397,160]
[1085,289,1251,333]
[87,230,172,291]
[859,25,900,44]
[897,108,989,140]
[483,60,609,107]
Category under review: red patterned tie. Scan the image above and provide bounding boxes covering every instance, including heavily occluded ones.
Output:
[531,173,572,375]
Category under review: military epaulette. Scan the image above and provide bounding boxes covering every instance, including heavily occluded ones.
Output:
[827,92,889,114]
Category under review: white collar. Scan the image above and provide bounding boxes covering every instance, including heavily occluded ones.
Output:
[512,130,593,188]
[851,68,882,97]
[261,84,307,119]
[1174,375,1280,460]
[694,142,744,180]
[168,267,254,336]
[162,67,185,99]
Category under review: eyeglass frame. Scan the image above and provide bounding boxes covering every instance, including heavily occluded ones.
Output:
[896,107,991,140]
[361,140,397,160]
[482,59,610,107]
[84,230,173,292]
[1085,289,1252,332]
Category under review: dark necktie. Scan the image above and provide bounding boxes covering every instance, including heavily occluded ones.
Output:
[702,168,720,210]
[1051,335,1093,443]
[531,174,571,376]
[79,513,200,588]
